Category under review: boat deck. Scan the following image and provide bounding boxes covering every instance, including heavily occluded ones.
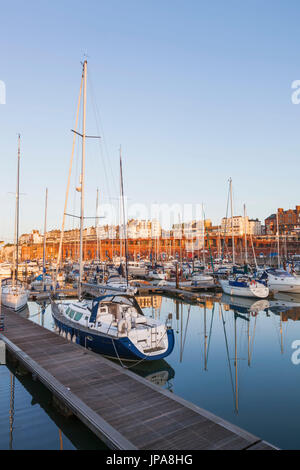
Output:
[0,307,278,450]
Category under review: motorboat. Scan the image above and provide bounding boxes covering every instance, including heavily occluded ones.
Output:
[260,268,300,294]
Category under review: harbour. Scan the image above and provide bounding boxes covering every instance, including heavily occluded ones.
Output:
[0,301,278,450]
[2,0,300,454]
[2,291,300,449]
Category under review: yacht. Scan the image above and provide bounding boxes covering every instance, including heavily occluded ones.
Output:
[148,268,166,280]
[219,274,269,298]
[260,268,300,294]
[51,294,174,361]
[31,273,53,291]
[127,261,147,277]
[51,60,174,362]
[1,135,28,311]
[190,271,215,288]
[1,279,28,311]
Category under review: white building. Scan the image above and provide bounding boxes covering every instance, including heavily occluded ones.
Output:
[221,216,261,236]
[172,220,209,239]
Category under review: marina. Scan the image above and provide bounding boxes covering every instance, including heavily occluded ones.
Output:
[2,290,300,450]
[2,0,300,454]
[0,303,277,450]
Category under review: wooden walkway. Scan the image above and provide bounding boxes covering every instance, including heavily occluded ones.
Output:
[0,307,277,450]
[82,282,218,305]
[29,288,78,301]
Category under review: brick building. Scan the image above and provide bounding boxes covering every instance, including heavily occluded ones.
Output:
[265,206,300,235]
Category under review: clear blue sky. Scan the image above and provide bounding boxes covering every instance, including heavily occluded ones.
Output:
[1,0,300,241]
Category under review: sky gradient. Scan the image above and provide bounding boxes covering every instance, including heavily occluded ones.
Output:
[1,0,300,242]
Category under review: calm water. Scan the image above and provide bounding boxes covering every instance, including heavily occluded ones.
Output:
[0,362,107,450]
[1,292,300,449]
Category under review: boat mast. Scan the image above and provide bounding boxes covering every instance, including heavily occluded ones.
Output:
[42,188,48,291]
[95,188,100,261]
[276,211,280,268]
[119,147,129,285]
[202,203,205,267]
[15,134,21,282]
[119,148,123,262]
[79,59,87,298]
[243,204,248,264]
[229,178,235,265]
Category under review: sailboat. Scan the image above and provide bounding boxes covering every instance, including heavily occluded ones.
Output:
[219,182,269,299]
[51,60,174,361]
[1,135,28,311]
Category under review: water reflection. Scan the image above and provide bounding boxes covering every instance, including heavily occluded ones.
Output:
[9,373,15,450]
[221,293,269,315]
[269,293,300,321]
[23,293,300,449]
[130,359,175,391]
[3,360,106,450]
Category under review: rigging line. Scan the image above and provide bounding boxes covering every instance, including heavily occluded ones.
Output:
[87,68,118,201]
[88,64,118,191]
[56,71,83,276]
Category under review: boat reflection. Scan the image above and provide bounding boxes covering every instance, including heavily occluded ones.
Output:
[221,293,269,315]
[219,293,270,415]
[126,359,175,391]
[269,293,300,321]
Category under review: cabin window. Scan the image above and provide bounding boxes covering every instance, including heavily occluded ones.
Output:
[69,309,75,319]
[74,312,83,322]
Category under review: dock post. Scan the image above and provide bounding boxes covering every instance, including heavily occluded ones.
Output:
[0,340,6,365]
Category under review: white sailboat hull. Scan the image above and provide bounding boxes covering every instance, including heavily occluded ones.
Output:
[191,275,215,288]
[2,288,28,311]
[148,272,166,280]
[219,279,269,298]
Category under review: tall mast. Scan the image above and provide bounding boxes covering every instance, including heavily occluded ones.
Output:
[15,134,21,281]
[42,188,48,291]
[243,204,248,264]
[119,146,123,262]
[95,188,99,261]
[276,211,280,268]
[79,59,87,298]
[202,203,205,267]
[120,148,128,285]
[229,178,235,265]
